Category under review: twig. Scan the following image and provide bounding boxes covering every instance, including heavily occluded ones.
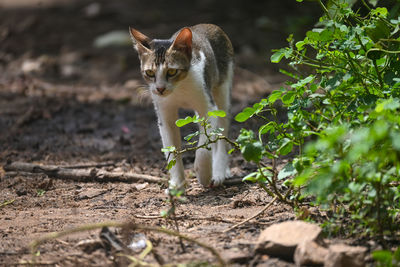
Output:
[134,214,238,224]
[62,162,116,169]
[30,221,227,267]
[167,193,186,252]
[223,196,277,233]
[4,161,167,184]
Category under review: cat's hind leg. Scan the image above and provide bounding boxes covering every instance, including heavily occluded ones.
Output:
[210,62,233,186]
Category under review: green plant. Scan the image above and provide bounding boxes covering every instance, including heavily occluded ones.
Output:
[234,0,400,238]
[162,110,239,178]
[0,199,15,208]
[37,189,46,197]
[373,247,400,267]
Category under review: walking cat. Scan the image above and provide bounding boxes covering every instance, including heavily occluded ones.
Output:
[129,24,233,190]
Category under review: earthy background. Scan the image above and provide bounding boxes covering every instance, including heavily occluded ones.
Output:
[0,0,322,266]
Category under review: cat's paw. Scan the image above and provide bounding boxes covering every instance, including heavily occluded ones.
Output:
[211,168,231,187]
[210,176,225,187]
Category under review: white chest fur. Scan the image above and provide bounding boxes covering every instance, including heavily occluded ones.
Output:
[153,51,211,115]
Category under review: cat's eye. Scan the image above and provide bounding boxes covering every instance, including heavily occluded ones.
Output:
[145,70,155,78]
[167,69,178,77]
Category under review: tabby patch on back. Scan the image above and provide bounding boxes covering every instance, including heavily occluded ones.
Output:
[130,24,234,191]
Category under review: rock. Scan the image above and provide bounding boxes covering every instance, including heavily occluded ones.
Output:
[21,59,42,74]
[134,182,148,191]
[76,188,107,200]
[93,30,131,48]
[256,220,323,261]
[294,240,328,266]
[224,249,251,264]
[324,244,367,267]
[76,238,104,254]
[84,2,101,18]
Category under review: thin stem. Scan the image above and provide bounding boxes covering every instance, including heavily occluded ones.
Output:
[344,51,372,94]
[360,0,372,12]
[318,0,332,20]
[167,194,185,252]
[223,196,278,233]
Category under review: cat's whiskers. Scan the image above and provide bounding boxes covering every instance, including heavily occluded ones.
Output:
[133,84,152,104]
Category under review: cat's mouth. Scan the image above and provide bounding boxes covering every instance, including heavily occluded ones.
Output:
[153,87,172,97]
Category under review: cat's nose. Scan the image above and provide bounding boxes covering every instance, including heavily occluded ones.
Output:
[156,87,166,94]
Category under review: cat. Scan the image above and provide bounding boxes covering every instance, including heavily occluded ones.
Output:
[129,24,234,191]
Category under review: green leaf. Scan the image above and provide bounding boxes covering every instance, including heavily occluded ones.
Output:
[375,98,400,113]
[293,169,313,187]
[282,91,296,105]
[242,172,258,182]
[176,116,193,127]
[271,48,290,63]
[259,122,276,137]
[319,29,333,42]
[296,41,306,51]
[241,141,264,163]
[184,131,199,141]
[278,138,293,155]
[372,250,392,265]
[268,90,283,104]
[394,247,400,261]
[278,162,297,180]
[371,7,388,17]
[161,146,176,153]
[208,110,226,118]
[235,107,256,122]
[366,19,391,43]
[291,75,315,89]
[160,210,168,217]
[166,159,176,170]
[306,30,321,41]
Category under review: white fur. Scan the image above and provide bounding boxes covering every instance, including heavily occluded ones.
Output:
[152,51,232,190]
[211,61,233,185]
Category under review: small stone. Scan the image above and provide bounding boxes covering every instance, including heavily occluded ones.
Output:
[224,249,251,264]
[76,239,104,254]
[84,2,101,18]
[134,182,148,191]
[324,244,367,267]
[294,240,328,266]
[76,188,106,200]
[256,220,323,261]
[22,59,42,74]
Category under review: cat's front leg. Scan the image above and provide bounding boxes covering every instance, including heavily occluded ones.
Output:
[194,130,212,187]
[211,115,231,186]
[155,105,186,190]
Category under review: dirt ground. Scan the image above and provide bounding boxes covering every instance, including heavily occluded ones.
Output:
[0,0,322,266]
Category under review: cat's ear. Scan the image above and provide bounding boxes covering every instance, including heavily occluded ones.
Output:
[129,27,151,54]
[170,28,192,58]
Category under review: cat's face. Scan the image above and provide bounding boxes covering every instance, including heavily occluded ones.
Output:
[130,28,192,97]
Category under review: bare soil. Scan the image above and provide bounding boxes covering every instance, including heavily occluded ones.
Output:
[0,1,322,266]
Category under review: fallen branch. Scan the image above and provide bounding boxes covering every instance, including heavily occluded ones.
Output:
[3,161,244,186]
[134,214,238,224]
[30,221,227,267]
[223,196,278,233]
[62,161,116,169]
[4,161,167,184]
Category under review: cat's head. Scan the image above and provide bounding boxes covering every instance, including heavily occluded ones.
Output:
[129,27,192,97]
